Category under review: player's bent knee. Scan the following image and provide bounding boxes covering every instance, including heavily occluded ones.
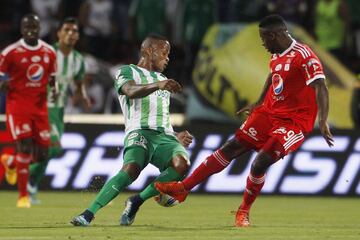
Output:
[251,151,276,175]
[170,155,190,175]
[121,163,142,181]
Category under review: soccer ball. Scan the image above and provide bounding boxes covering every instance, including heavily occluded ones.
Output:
[154,193,179,207]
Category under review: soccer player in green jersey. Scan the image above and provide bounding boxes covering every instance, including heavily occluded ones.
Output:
[71,34,193,226]
[28,17,90,203]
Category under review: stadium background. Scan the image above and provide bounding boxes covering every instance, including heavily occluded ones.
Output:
[0,0,359,201]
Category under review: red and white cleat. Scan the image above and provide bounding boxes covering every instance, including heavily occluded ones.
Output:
[155,181,189,203]
[235,209,250,227]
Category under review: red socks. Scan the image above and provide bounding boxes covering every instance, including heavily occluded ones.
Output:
[239,173,265,212]
[16,153,31,197]
[183,150,230,190]
[8,155,16,169]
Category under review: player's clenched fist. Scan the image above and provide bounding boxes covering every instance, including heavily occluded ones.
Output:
[158,79,182,93]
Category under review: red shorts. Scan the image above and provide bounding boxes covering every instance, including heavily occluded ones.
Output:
[235,108,306,160]
[6,112,51,147]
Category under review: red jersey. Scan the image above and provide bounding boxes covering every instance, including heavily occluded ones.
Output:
[0,39,57,115]
[262,40,325,133]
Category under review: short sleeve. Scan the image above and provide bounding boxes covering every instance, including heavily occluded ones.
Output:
[49,51,57,76]
[299,53,325,85]
[0,51,11,76]
[114,65,134,94]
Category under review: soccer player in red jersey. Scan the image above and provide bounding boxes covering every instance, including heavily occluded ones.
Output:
[156,14,334,227]
[0,14,57,208]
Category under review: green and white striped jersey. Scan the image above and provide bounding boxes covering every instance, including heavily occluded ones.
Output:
[114,64,174,135]
[47,43,85,108]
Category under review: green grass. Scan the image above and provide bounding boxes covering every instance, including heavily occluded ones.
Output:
[0,191,359,240]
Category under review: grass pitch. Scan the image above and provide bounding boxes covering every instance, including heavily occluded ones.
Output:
[0,191,359,240]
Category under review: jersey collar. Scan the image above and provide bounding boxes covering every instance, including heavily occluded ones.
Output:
[20,38,42,51]
[279,39,296,57]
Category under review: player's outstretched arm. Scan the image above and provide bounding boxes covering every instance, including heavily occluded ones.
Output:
[236,73,272,116]
[310,79,334,147]
[121,79,182,99]
[175,130,193,148]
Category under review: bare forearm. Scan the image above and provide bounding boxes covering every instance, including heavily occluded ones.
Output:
[75,82,87,98]
[124,82,160,99]
[316,83,329,123]
[255,74,271,105]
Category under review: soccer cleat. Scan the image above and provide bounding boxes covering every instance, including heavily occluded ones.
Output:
[1,154,17,185]
[27,183,41,205]
[17,196,31,208]
[71,210,94,226]
[70,215,91,226]
[120,195,143,226]
[235,209,250,227]
[154,181,188,203]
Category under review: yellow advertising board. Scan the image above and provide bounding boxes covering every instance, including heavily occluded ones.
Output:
[192,23,356,128]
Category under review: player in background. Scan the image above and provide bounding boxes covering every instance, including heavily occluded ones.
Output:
[27,17,90,204]
[156,14,334,227]
[71,34,193,226]
[0,14,58,208]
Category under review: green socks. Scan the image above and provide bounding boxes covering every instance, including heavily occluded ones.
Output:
[29,147,60,186]
[88,171,132,214]
[29,161,48,186]
[139,167,183,201]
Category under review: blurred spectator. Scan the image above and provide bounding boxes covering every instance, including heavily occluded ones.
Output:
[8,0,31,42]
[128,0,168,44]
[104,88,121,114]
[66,55,105,113]
[0,2,13,48]
[79,0,114,60]
[110,0,133,63]
[351,74,360,127]
[104,64,123,114]
[314,0,350,62]
[30,0,62,42]
[112,0,132,42]
[58,0,84,19]
[347,0,360,68]
[179,0,217,86]
[165,0,182,44]
[225,0,266,23]
[264,0,309,26]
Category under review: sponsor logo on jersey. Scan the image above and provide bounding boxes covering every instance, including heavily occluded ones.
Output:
[15,123,31,136]
[156,89,170,98]
[272,73,284,95]
[39,130,51,140]
[127,132,139,140]
[31,55,41,62]
[275,64,282,71]
[273,127,287,134]
[44,54,49,63]
[284,64,290,71]
[26,63,44,82]
[307,58,319,67]
[286,51,296,57]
